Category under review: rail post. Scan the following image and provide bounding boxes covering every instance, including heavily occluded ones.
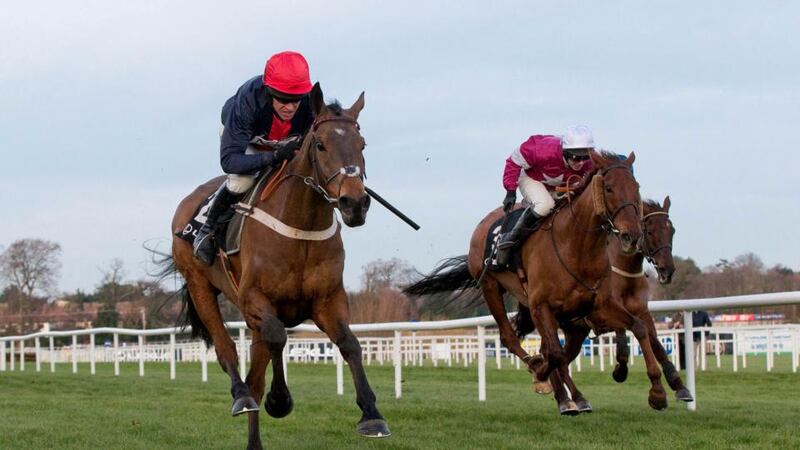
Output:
[336,347,344,395]
[90,333,96,375]
[683,310,697,411]
[169,333,176,380]
[35,337,41,372]
[201,343,208,383]
[393,331,401,398]
[477,326,486,402]
[1,340,6,372]
[113,333,120,376]
[20,339,25,372]
[49,336,55,373]
[72,336,77,373]
[238,327,246,378]
[138,335,145,377]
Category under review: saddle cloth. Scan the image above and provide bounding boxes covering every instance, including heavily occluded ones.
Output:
[175,166,276,256]
[483,208,527,272]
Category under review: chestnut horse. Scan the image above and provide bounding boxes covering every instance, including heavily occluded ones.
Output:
[513,196,692,408]
[162,83,389,449]
[405,152,668,414]
[604,197,692,401]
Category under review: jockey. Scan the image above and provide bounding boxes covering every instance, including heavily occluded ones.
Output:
[495,125,596,266]
[193,51,315,265]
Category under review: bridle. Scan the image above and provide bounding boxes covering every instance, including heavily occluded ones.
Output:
[289,115,365,205]
[548,162,642,293]
[639,211,672,267]
[596,164,642,236]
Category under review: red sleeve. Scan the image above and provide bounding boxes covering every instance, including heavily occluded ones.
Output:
[502,156,522,191]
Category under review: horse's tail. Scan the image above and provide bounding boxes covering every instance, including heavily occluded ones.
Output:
[512,302,536,338]
[403,255,479,300]
[146,244,213,348]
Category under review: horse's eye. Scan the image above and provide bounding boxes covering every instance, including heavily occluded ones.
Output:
[605,186,613,193]
[316,142,326,152]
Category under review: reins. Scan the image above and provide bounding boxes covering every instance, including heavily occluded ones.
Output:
[545,163,640,293]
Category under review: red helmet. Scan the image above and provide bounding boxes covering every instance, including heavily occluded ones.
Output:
[263,51,312,97]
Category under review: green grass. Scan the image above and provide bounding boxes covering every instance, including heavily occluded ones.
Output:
[1,356,798,449]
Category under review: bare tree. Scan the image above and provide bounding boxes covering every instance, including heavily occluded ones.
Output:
[360,258,415,293]
[0,238,62,300]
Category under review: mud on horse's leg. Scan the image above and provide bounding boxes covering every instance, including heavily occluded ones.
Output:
[314,289,390,438]
[185,281,258,417]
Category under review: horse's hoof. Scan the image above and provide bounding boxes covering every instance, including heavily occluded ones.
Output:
[265,391,294,418]
[648,394,668,411]
[612,364,628,383]
[675,388,694,402]
[357,419,391,438]
[532,379,553,395]
[576,399,593,413]
[559,400,579,416]
[231,396,259,417]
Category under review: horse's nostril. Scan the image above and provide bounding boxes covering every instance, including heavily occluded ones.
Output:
[339,196,356,209]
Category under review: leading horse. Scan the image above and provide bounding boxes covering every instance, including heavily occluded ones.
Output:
[162,83,389,449]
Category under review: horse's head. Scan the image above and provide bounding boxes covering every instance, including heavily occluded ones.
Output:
[589,151,642,254]
[307,83,370,227]
[641,196,675,284]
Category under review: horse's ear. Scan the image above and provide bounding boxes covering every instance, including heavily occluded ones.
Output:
[348,92,365,120]
[663,195,671,212]
[625,151,636,166]
[310,82,325,116]
[589,150,603,166]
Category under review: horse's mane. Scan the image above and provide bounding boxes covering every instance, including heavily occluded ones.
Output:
[326,100,344,116]
[643,199,661,209]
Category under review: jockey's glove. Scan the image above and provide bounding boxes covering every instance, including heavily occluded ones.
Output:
[502,190,516,212]
[263,138,301,167]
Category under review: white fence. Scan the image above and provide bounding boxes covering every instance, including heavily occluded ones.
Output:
[2,291,800,411]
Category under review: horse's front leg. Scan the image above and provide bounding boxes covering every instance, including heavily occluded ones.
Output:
[640,312,693,401]
[612,329,630,383]
[530,301,577,415]
[244,288,294,419]
[598,297,667,410]
[560,323,592,413]
[313,288,390,438]
[243,329,271,450]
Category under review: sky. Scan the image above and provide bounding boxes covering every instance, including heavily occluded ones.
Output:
[1,1,799,295]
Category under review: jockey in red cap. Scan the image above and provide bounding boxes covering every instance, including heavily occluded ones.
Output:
[193,51,314,265]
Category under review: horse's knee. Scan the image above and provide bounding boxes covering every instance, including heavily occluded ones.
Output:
[337,332,362,359]
[630,318,647,340]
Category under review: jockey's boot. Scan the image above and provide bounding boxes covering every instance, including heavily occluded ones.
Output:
[193,184,242,265]
[495,207,542,267]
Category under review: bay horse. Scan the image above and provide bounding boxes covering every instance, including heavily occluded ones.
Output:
[164,83,389,449]
[405,152,668,414]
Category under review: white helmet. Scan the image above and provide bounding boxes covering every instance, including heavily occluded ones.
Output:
[562,125,595,152]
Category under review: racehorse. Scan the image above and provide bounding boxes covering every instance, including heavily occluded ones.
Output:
[604,197,692,400]
[405,152,669,414]
[162,83,389,449]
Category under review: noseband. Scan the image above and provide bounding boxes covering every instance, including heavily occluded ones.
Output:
[294,116,365,205]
